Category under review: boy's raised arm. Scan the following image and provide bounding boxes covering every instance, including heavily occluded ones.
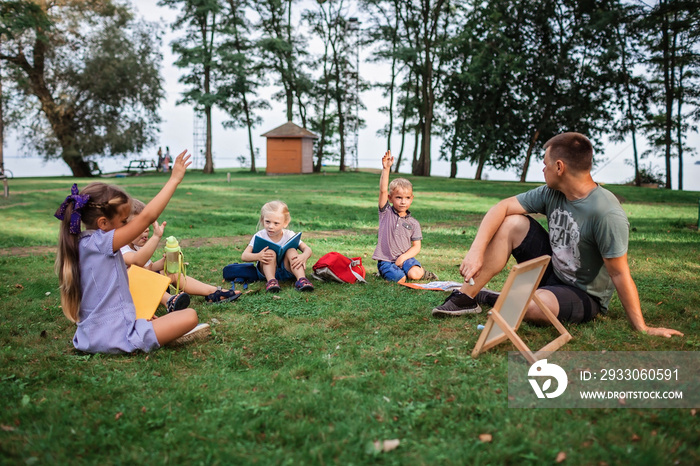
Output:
[379,150,393,208]
[122,221,165,269]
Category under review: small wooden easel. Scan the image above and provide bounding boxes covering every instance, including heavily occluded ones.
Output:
[471,255,572,364]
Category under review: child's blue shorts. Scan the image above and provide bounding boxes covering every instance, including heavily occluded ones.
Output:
[377,258,421,282]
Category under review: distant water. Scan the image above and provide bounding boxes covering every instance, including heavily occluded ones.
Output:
[3,154,700,192]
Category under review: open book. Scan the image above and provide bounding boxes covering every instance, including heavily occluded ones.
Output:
[252,231,302,262]
[399,281,463,291]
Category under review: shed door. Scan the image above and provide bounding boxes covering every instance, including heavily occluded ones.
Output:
[267,139,301,174]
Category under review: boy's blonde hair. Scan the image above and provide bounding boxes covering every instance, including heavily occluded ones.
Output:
[258,200,291,230]
[389,178,413,195]
[55,182,130,323]
[129,198,146,220]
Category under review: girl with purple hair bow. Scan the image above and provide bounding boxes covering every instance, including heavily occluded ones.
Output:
[54,150,210,354]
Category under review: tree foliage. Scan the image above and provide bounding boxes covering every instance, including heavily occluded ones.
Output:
[254,0,312,127]
[0,0,163,177]
[305,0,366,172]
[160,0,223,174]
[6,0,698,185]
[219,0,269,173]
[638,0,700,190]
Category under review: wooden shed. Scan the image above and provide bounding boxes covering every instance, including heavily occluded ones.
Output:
[261,121,318,175]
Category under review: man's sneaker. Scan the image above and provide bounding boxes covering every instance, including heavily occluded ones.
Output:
[431,290,481,317]
[168,323,211,347]
[422,269,438,281]
[475,288,500,308]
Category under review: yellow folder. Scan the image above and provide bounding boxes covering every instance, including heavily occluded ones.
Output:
[127,265,171,320]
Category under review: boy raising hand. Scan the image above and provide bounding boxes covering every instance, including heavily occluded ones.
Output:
[372,150,437,283]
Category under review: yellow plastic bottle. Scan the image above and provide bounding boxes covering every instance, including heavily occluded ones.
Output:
[164,236,182,274]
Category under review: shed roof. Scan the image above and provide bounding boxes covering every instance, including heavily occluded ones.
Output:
[261,121,319,139]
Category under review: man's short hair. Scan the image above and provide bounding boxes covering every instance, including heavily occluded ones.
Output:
[389,178,413,195]
[543,132,593,173]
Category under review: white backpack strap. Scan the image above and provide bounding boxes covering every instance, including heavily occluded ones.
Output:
[348,260,366,283]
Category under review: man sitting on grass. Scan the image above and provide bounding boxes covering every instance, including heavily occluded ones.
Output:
[431,132,683,339]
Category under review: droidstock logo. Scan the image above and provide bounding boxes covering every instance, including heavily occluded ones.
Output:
[528,359,568,399]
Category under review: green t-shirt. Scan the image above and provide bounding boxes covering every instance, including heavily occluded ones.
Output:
[516,185,629,311]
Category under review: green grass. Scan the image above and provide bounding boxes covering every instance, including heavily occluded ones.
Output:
[1,169,699,464]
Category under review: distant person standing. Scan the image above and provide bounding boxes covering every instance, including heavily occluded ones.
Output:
[157,147,163,172]
[163,147,171,173]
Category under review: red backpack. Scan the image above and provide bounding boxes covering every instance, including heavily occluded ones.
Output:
[311,252,366,284]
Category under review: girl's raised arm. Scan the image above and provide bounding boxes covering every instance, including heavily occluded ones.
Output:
[113,150,191,251]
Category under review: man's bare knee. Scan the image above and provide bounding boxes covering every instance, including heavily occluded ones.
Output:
[524,303,550,326]
[498,215,531,250]
[524,290,559,326]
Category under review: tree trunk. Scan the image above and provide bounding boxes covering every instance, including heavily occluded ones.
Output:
[243,94,256,173]
[394,75,410,174]
[414,35,433,177]
[202,12,215,174]
[285,86,294,122]
[337,98,346,172]
[676,35,686,191]
[661,6,673,189]
[62,149,93,177]
[449,122,458,178]
[0,63,7,197]
[520,129,541,183]
[314,93,330,172]
[631,127,641,187]
[333,56,346,172]
[677,91,683,191]
[475,155,487,180]
[449,141,458,178]
[415,104,432,176]
[313,25,333,173]
[204,104,214,173]
[0,62,4,172]
[386,13,399,151]
[411,120,421,174]
[618,25,641,186]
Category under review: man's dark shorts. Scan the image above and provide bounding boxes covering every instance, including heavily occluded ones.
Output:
[511,215,601,324]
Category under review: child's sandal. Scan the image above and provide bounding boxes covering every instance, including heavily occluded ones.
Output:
[294,277,314,292]
[205,287,241,304]
[265,279,281,293]
[166,292,191,313]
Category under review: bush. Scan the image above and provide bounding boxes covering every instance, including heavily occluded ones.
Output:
[626,161,665,187]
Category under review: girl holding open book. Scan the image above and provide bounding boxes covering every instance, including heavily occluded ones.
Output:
[240,200,314,292]
[54,151,209,354]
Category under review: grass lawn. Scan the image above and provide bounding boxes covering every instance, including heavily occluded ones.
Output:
[1,169,699,465]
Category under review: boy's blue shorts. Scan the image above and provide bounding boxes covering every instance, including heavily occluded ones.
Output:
[377,258,421,282]
[256,262,295,282]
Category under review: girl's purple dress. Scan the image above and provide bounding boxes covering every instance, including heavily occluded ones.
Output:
[73,229,159,353]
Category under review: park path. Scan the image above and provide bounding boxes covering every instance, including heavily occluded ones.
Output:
[0,229,376,258]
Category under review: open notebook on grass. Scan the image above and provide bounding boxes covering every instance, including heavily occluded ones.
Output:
[127,265,171,320]
[252,232,302,262]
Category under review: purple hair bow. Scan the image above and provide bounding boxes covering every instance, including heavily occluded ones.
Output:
[54,184,90,234]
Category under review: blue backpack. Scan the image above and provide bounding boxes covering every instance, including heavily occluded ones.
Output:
[223,263,259,289]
